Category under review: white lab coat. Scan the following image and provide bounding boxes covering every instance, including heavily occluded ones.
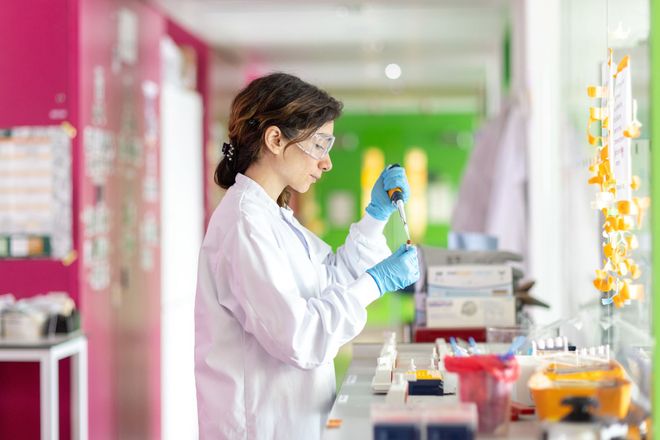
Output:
[451,100,529,268]
[195,174,390,439]
[484,103,528,264]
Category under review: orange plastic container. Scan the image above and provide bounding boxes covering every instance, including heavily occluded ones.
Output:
[528,360,631,421]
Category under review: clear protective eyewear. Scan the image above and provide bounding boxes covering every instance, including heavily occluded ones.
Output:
[295,132,335,160]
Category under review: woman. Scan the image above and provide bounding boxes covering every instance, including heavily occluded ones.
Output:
[195,73,419,439]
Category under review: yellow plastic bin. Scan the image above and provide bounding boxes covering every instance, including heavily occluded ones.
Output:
[528,360,631,421]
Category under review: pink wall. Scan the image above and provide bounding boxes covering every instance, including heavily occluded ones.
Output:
[0,0,80,437]
[0,0,211,438]
[0,1,81,298]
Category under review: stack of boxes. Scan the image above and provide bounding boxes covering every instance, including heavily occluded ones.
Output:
[414,247,522,334]
[425,265,516,329]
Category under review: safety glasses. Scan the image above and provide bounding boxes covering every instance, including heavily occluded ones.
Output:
[295,132,335,160]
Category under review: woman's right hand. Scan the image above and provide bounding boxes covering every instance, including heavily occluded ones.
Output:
[366,244,420,295]
[365,165,410,221]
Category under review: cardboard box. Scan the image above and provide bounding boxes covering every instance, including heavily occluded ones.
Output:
[427,265,512,297]
[426,296,516,329]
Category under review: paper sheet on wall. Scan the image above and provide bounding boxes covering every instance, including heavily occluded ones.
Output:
[590,52,645,308]
[607,57,633,201]
[82,126,114,290]
[0,126,72,258]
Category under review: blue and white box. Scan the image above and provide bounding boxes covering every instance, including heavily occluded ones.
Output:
[427,265,513,298]
[426,296,516,329]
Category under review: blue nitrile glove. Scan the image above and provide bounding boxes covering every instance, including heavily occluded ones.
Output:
[365,165,411,221]
[366,244,420,295]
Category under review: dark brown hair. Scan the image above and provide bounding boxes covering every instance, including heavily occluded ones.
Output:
[215,72,343,206]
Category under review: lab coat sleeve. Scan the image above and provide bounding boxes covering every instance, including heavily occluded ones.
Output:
[221,212,381,370]
[320,214,391,286]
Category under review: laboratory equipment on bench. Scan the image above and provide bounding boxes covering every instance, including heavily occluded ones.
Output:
[371,402,477,440]
[412,246,526,337]
[0,292,78,340]
[528,354,631,421]
[444,353,520,435]
[542,397,628,440]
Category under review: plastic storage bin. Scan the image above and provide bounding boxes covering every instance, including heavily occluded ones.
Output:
[528,358,631,421]
[444,354,520,436]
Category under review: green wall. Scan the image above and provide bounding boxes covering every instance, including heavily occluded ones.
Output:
[315,112,478,251]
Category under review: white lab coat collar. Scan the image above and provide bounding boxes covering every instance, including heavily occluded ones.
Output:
[233,173,280,216]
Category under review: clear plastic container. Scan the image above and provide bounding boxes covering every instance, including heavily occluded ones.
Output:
[486,326,532,354]
[444,354,520,436]
[487,326,529,343]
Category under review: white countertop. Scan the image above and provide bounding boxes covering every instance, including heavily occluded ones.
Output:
[323,343,542,439]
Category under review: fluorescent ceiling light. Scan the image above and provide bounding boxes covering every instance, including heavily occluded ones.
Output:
[385,63,402,80]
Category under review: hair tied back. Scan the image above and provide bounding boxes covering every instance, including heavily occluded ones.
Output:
[222,142,235,161]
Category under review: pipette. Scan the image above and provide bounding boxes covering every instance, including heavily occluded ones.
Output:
[385,164,411,246]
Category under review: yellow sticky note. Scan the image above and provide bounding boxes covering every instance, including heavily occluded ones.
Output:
[587,85,604,98]
[61,250,78,266]
[61,121,77,139]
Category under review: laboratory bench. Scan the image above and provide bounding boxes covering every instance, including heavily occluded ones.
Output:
[323,343,541,440]
[0,331,88,440]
